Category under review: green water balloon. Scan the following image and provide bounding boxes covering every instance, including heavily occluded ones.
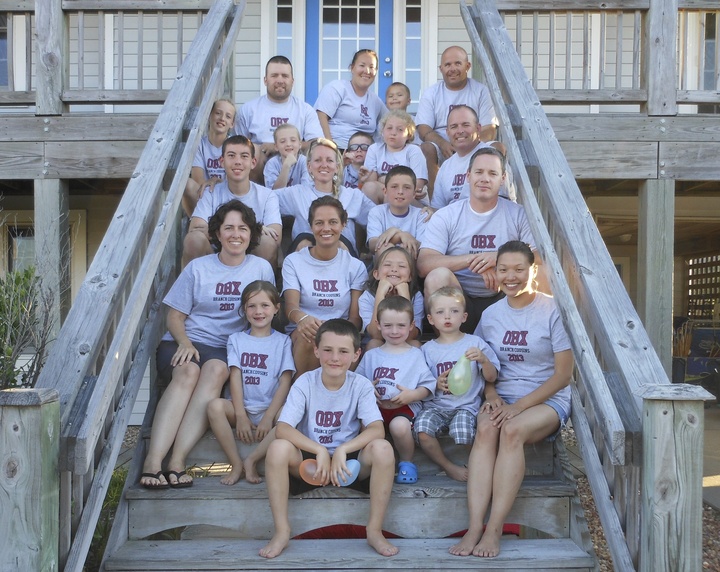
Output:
[447,354,472,396]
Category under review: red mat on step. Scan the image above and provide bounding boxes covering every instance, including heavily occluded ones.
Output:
[292,524,521,539]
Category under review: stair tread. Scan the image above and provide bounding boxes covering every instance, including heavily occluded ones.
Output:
[104,538,594,570]
[126,472,575,500]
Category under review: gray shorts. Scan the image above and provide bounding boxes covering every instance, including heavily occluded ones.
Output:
[156,340,227,385]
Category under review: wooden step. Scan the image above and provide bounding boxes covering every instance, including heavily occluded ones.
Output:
[125,472,575,541]
[104,538,595,571]
[178,432,556,477]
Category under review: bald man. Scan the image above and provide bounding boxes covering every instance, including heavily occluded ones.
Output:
[416,46,498,192]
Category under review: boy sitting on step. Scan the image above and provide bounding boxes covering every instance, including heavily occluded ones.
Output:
[416,286,499,482]
[356,296,435,484]
[259,319,398,559]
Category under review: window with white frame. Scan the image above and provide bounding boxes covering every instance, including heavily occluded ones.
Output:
[0,211,87,302]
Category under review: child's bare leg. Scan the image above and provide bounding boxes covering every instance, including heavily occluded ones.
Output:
[359,439,398,557]
[449,413,499,555]
[389,417,414,463]
[243,426,276,484]
[259,439,300,559]
[207,398,244,485]
[417,432,467,481]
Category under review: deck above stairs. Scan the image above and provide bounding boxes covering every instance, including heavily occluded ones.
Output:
[102,433,596,571]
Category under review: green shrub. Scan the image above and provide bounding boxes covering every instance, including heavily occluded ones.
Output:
[0,267,53,389]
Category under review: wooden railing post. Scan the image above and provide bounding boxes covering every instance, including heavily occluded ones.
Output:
[35,0,66,115]
[0,388,60,572]
[639,384,712,572]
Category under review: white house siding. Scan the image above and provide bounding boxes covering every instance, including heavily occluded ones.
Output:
[437,0,472,71]
[232,0,263,104]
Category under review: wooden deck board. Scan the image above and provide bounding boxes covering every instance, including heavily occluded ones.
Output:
[104,538,594,571]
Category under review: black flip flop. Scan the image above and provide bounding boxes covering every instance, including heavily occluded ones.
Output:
[165,470,193,488]
[140,471,169,489]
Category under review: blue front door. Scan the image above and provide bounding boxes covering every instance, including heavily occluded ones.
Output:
[305,0,394,105]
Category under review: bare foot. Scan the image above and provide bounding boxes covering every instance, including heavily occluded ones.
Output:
[366,530,398,557]
[449,529,482,556]
[473,527,501,558]
[220,465,244,486]
[444,463,468,482]
[244,458,263,484]
[259,530,290,559]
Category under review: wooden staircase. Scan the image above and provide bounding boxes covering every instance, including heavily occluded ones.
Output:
[102,433,596,570]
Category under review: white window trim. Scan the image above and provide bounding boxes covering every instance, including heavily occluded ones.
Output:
[0,210,87,302]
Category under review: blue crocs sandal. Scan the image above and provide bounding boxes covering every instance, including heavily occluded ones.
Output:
[395,461,418,484]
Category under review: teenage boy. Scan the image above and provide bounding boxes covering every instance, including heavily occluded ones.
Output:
[259,319,398,559]
[366,166,432,258]
[183,135,282,267]
[416,286,499,482]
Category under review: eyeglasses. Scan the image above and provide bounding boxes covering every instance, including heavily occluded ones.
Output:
[347,143,370,152]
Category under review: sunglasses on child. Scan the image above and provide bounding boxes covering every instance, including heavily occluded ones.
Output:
[347,143,370,152]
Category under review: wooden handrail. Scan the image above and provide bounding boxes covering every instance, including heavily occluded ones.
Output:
[24,1,248,569]
[462,1,713,570]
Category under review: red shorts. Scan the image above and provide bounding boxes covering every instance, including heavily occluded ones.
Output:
[380,404,414,426]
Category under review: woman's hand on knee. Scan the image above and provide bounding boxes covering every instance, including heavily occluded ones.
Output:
[171,342,200,367]
[490,402,525,427]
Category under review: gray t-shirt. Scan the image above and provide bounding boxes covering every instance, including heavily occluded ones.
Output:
[235,94,324,144]
[420,333,500,416]
[420,198,534,297]
[415,78,498,140]
[476,293,571,411]
[281,247,367,332]
[364,142,428,179]
[278,368,382,454]
[226,329,295,416]
[356,346,436,416]
[191,180,282,227]
[192,135,225,180]
[263,154,312,189]
[366,204,428,244]
[314,79,388,149]
[161,254,275,347]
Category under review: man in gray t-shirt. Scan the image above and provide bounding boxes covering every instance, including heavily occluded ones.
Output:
[417,147,534,333]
